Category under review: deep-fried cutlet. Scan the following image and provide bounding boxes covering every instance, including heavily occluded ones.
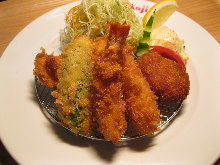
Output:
[137,51,190,104]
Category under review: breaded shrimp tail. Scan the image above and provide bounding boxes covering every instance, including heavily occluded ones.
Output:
[33,48,61,88]
[91,22,130,143]
[121,44,161,135]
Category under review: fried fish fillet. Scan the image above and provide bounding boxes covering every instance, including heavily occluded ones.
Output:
[90,23,129,143]
[33,48,61,88]
[51,36,93,136]
[121,44,161,135]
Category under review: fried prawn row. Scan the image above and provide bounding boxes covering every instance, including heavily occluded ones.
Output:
[91,23,161,142]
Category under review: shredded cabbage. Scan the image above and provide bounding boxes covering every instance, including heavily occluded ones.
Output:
[63,0,143,47]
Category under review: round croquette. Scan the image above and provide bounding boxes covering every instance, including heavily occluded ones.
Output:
[137,51,190,104]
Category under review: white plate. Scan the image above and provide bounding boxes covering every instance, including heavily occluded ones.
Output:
[0,1,220,165]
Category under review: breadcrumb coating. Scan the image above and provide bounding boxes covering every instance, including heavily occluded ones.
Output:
[137,51,190,104]
[33,48,61,88]
[33,23,190,143]
[121,44,161,135]
[90,23,129,143]
[52,36,93,136]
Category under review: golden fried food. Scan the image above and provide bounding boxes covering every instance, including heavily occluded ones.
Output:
[137,51,190,104]
[33,26,165,143]
[34,23,192,143]
[121,44,161,135]
[33,48,61,88]
[52,36,93,136]
[90,23,129,143]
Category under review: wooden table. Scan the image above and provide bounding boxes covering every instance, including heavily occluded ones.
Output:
[0,0,219,164]
[0,0,219,57]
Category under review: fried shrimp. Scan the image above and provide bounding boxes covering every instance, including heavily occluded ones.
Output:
[52,36,93,136]
[90,23,129,143]
[121,44,161,135]
[33,22,191,143]
[33,48,61,88]
[34,23,162,142]
[137,51,190,104]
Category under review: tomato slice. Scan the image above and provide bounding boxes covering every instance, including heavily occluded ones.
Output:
[149,46,185,66]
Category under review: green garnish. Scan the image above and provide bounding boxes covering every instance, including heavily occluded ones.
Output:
[143,30,151,38]
[146,9,156,27]
[70,106,82,127]
[138,42,149,49]
[146,15,154,26]
[135,48,149,59]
